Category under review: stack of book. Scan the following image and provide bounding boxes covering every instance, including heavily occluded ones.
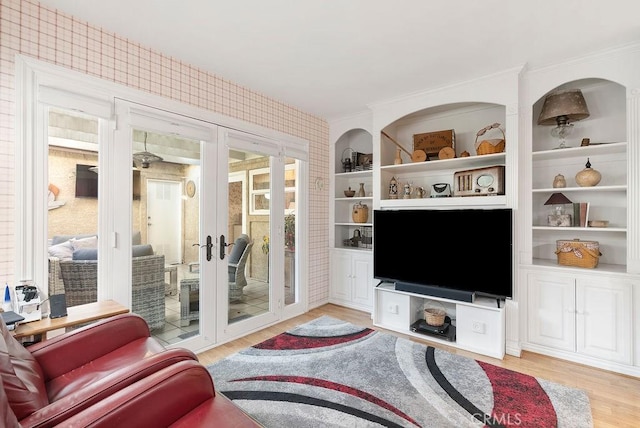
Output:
[572,202,590,227]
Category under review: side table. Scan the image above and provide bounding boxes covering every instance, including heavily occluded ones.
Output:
[12,299,129,341]
[164,264,178,296]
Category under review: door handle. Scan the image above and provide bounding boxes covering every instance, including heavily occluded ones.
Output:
[219,234,226,260]
[205,235,213,261]
[193,236,214,261]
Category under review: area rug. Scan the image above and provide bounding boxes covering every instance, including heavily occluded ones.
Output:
[207,316,593,428]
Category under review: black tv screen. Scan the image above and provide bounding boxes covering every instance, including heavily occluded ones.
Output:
[75,164,98,198]
[373,208,513,300]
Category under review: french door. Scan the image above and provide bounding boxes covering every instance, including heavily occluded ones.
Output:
[215,128,304,342]
[112,100,218,350]
[19,57,308,355]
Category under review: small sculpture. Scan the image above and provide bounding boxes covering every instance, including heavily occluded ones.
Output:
[389,176,398,199]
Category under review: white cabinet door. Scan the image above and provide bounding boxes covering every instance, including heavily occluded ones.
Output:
[330,250,353,303]
[351,252,373,308]
[527,272,575,351]
[330,250,373,311]
[576,278,633,364]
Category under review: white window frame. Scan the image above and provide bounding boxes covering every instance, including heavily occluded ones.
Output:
[249,164,295,215]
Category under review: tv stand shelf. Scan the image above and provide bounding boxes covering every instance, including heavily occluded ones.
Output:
[373,284,505,359]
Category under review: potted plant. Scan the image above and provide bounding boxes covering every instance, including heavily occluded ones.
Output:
[284,214,295,250]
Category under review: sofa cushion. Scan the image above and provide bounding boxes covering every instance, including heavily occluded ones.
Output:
[44,337,167,402]
[48,241,74,261]
[0,317,48,420]
[71,245,153,260]
[70,236,98,250]
[132,244,154,257]
[52,231,141,246]
[73,248,98,260]
[51,234,95,246]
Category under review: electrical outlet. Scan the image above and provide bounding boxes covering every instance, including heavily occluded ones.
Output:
[472,321,486,334]
[387,304,398,314]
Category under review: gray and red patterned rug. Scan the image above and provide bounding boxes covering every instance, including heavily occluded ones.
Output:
[207,316,592,427]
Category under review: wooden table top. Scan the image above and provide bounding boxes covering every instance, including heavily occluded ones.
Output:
[12,299,129,339]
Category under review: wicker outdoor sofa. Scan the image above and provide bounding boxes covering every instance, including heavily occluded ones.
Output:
[55,255,166,331]
[47,256,166,332]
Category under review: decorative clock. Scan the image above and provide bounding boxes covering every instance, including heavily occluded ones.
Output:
[186,180,196,198]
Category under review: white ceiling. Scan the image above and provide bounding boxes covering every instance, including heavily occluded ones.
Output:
[37,0,640,121]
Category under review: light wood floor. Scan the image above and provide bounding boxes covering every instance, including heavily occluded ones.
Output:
[197,304,640,428]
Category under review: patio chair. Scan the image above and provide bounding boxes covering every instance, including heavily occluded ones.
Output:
[228,234,253,301]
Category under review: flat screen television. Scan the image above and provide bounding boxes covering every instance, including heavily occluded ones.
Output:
[373,208,513,301]
[75,164,98,198]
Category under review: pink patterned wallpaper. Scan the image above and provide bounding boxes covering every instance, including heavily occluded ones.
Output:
[0,0,330,306]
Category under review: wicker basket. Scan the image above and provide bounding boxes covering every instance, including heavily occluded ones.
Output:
[352,202,369,223]
[555,239,601,268]
[475,123,505,155]
[424,306,446,327]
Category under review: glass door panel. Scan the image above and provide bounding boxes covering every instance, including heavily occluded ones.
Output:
[47,108,101,305]
[228,152,270,324]
[284,158,298,306]
[130,128,202,344]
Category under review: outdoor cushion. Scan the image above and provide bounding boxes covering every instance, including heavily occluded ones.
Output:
[228,236,249,264]
[72,248,98,260]
[51,234,95,246]
[48,241,74,261]
[132,244,154,257]
[70,236,98,250]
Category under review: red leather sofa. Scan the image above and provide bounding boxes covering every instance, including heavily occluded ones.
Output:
[1,312,198,427]
[56,359,261,427]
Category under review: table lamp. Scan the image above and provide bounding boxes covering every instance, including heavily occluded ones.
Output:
[545,192,573,226]
[537,89,590,149]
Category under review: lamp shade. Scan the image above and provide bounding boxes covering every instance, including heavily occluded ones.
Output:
[544,192,572,205]
[537,89,590,126]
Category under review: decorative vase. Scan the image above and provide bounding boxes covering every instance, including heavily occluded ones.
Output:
[575,158,601,187]
[553,174,566,188]
[357,183,366,197]
[393,148,403,165]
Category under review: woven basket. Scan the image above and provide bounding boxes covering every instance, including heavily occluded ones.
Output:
[475,123,505,155]
[424,307,446,326]
[555,239,601,268]
[352,202,369,223]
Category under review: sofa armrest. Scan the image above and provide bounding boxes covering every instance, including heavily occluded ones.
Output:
[59,360,261,427]
[18,348,198,428]
[28,313,151,380]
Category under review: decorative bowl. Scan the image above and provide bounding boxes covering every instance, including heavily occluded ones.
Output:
[344,189,356,197]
